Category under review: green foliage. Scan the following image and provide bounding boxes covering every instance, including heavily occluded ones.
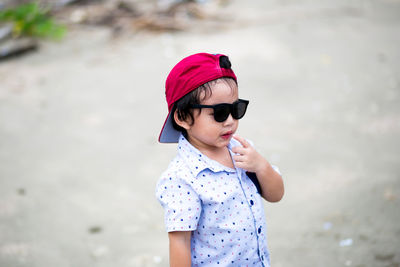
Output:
[0,2,66,40]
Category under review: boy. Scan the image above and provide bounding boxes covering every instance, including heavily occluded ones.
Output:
[156,53,284,266]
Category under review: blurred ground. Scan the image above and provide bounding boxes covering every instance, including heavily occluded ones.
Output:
[1,0,400,266]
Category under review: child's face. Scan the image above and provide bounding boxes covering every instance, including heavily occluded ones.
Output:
[186,80,239,151]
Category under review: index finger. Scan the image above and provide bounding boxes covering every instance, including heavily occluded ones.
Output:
[233,135,250,148]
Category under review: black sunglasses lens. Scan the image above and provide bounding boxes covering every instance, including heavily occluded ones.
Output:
[232,101,248,119]
[214,105,230,122]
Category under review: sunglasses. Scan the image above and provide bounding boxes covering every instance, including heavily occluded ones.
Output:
[190,99,249,122]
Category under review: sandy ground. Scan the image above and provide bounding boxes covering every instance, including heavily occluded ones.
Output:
[1,0,400,266]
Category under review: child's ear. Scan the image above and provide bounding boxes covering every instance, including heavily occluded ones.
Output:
[173,110,191,130]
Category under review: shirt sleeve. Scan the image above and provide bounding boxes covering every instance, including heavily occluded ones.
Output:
[156,172,201,232]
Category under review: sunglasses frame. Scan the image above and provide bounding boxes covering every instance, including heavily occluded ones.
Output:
[190,99,249,122]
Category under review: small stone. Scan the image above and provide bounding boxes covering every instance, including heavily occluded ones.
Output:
[88,226,102,234]
[374,253,395,261]
[339,238,353,247]
[17,188,26,195]
[323,222,332,230]
[153,255,162,264]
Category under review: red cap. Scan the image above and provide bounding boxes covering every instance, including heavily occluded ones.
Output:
[159,53,237,143]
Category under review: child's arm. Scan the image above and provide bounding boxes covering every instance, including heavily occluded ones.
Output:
[232,135,284,202]
[168,231,192,267]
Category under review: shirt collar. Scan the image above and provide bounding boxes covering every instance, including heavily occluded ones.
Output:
[177,134,236,177]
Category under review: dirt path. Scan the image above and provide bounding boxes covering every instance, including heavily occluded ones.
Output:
[1,1,399,266]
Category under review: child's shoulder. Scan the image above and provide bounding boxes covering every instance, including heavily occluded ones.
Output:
[156,153,196,198]
[158,154,191,183]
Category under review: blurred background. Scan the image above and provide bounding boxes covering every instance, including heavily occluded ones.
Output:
[0,0,399,266]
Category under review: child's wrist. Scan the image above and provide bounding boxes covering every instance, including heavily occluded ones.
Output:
[255,158,270,175]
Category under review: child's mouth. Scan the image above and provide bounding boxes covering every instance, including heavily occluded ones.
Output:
[221,132,233,139]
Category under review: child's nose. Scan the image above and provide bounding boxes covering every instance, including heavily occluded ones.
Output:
[223,113,235,125]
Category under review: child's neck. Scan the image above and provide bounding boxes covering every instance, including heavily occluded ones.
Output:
[188,139,235,169]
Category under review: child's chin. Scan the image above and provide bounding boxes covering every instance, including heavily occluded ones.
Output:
[219,137,232,145]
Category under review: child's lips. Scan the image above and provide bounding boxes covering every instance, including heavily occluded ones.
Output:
[221,131,233,139]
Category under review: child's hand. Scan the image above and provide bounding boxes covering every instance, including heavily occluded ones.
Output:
[232,135,269,174]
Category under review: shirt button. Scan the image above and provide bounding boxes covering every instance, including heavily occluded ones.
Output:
[258,226,262,234]
[250,200,254,205]
[261,255,264,261]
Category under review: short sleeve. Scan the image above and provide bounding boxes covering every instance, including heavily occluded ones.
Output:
[156,173,201,232]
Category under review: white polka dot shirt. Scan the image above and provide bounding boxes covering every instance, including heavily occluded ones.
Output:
[156,134,274,267]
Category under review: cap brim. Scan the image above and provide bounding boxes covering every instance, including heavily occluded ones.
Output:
[159,111,181,143]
